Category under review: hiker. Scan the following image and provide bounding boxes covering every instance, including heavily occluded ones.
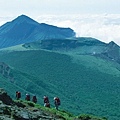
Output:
[25,94,30,101]
[32,95,37,103]
[43,96,50,108]
[16,91,21,100]
[54,97,61,110]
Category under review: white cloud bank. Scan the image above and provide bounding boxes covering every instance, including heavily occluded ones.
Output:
[36,14,120,45]
[0,14,120,45]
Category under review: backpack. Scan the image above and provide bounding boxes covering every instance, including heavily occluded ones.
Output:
[55,97,61,105]
[17,92,21,98]
[45,103,50,108]
[32,96,37,103]
[44,96,49,103]
[26,94,30,101]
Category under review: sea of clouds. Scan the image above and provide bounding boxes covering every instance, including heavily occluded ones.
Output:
[0,14,120,45]
[36,14,120,45]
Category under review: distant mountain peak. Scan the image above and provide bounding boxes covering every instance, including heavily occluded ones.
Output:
[12,14,39,25]
[108,41,116,45]
[17,14,29,19]
[108,41,119,48]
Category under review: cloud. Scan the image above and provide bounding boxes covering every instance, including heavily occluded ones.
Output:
[36,14,120,45]
[0,16,13,26]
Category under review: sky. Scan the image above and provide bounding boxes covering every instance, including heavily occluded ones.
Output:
[0,0,120,45]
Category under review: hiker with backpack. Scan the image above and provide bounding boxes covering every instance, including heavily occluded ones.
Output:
[54,97,60,110]
[16,91,21,100]
[32,95,37,103]
[43,95,50,108]
[25,94,30,101]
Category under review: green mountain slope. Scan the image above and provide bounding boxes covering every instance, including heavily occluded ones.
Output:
[0,48,120,120]
[23,37,120,64]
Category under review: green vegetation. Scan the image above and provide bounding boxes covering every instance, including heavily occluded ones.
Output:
[77,114,107,120]
[14,100,107,120]
[14,100,75,120]
[0,49,120,120]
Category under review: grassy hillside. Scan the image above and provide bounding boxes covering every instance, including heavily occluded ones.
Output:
[13,100,107,120]
[0,49,120,120]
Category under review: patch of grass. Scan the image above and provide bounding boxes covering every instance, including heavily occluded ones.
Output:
[14,100,107,120]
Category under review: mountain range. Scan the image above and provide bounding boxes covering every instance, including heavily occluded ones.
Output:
[0,15,120,120]
[0,15,75,48]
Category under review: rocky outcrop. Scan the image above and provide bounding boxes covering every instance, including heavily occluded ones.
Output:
[0,88,107,120]
[0,88,13,105]
[0,62,10,76]
[0,88,66,120]
[0,62,14,82]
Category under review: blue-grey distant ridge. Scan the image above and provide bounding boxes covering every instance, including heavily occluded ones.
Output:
[0,15,76,48]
